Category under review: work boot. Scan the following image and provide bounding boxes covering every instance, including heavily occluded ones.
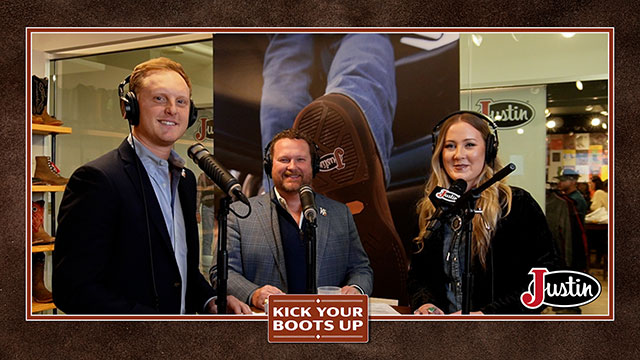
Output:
[293,93,409,304]
[32,200,54,245]
[34,156,68,185]
[31,75,63,126]
[33,254,53,303]
[32,177,47,186]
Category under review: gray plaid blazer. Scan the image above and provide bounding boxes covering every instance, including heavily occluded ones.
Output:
[219,191,373,303]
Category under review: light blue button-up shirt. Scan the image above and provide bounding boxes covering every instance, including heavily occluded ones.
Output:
[129,135,188,314]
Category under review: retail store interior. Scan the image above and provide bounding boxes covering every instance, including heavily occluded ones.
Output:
[30,31,609,316]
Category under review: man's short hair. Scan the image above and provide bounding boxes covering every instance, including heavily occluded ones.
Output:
[268,129,317,161]
[129,57,192,96]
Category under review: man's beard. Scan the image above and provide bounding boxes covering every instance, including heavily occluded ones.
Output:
[277,171,311,194]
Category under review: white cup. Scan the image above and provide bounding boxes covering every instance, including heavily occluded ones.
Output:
[317,286,341,295]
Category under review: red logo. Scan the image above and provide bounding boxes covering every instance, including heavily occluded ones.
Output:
[435,188,460,203]
[477,99,536,129]
[194,117,214,141]
[520,268,602,309]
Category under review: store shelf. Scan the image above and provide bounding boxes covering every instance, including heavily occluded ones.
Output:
[32,185,66,192]
[32,243,55,253]
[32,124,72,135]
[32,301,56,313]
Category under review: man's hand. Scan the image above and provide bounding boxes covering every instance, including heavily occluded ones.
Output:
[340,285,361,295]
[251,285,285,310]
[206,295,252,314]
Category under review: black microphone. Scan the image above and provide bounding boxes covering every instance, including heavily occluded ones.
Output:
[187,143,249,206]
[443,163,517,217]
[299,185,317,223]
[427,179,467,229]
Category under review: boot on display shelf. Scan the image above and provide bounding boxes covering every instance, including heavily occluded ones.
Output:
[32,177,47,186]
[32,200,54,245]
[33,254,53,303]
[34,156,68,186]
[32,75,63,126]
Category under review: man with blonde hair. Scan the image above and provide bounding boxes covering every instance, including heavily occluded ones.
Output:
[54,58,249,314]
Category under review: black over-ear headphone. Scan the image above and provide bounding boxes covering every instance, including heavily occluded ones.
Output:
[431,110,499,164]
[118,75,198,128]
[263,138,321,178]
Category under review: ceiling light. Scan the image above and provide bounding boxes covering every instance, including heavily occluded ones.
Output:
[517,128,524,135]
[591,118,601,126]
[576,81,584,91]
[546,120,556,129]
[562,33,576,38]
[545,109,551,117]
[600,111,608,116]
[585,105,593,111]
[472,34,483,47]
[602,123,608,129]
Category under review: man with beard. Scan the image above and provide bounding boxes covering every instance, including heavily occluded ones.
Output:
[216,129,373,310]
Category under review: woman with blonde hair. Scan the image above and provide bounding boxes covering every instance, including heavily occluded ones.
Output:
[408,111,561,315]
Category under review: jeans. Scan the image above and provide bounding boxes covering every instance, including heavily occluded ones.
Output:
[260,34,397,189]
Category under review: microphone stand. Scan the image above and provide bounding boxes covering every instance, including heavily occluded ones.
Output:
[305,219,317,294]
[461,194,480,314]
[459,163,516,314]
[215,196,231,314]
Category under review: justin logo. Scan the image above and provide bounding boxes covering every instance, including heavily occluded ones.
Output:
[520,268,602,309]
[435,188,461,203]
[194,117,214,142]
[477,99,536,129]
[319,148,346,172]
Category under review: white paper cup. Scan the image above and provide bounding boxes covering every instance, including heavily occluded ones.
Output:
[317,286,341,295]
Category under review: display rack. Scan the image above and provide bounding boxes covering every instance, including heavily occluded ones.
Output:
[31,124,72,314]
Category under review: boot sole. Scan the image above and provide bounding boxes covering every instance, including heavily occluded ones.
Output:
[293,93,408,304]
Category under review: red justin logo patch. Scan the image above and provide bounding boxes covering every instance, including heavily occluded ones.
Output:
[520,268,602,309]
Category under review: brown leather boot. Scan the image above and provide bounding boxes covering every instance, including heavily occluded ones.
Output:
[32,75,63,126]
[34,156,68,185]
[40,106,63,126]
[32,200,54,245]
[32,114,44,124]
[33,255,53,303]
[293,93,409,304]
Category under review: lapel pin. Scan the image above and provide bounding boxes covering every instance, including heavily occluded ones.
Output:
[181,169,186,178]
[320,207,327,216]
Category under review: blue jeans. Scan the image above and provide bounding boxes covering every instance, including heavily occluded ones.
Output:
[260,34,397,189]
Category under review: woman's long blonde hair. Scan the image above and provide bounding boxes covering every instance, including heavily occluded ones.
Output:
[414,113,512,268]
